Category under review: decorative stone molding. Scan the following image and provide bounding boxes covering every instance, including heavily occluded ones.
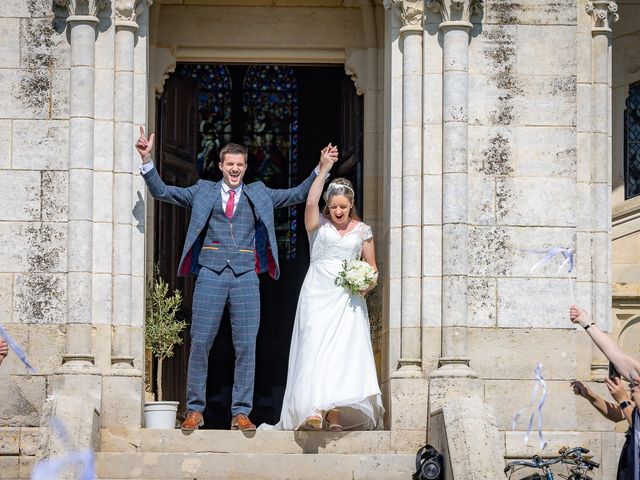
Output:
[585,1,619,30]
[345,48,367,95]
[383,0,423,26]
[54,0,110,17]
[426,0,484,23]
[115,0,140,23]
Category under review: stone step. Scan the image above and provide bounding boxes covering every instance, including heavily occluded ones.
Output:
[100,429,422,455]
[96,452,415,480]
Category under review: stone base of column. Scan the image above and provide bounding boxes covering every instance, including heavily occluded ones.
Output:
[391,358,423,378]
[428,357,482,415]
[36,395,100,474]
[590,361,608,381]
[111,356,136,369]
[387,370,429,438]
[49,371,103,414]
[101,374,144,428]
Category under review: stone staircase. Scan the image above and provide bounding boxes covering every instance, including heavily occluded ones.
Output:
[96,428,418,480]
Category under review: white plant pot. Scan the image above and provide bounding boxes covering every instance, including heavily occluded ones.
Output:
[144,401,179,429]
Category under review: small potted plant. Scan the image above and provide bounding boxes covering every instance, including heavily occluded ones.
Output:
[144,265,187,429]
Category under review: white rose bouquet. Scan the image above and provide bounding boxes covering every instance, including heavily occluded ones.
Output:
[335,259,378,295]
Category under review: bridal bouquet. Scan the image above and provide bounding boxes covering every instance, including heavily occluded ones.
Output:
[335,259,378,294]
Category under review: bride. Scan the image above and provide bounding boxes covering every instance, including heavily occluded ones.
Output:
[262,144,384,431]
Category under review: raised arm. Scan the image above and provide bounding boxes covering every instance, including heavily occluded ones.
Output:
[266,143,338,209]
[136,126,197,208]
[570,305,640,381]
[305,145,338,232]
[570,380,627,423]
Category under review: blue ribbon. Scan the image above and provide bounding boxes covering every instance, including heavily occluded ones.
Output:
[512,363,548,450]
[0,323,35,373]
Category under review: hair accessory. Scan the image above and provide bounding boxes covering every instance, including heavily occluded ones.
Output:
[326,182,354,195]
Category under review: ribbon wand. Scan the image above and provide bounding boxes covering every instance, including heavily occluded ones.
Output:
[527,248,575,305]
[0,322,35,373]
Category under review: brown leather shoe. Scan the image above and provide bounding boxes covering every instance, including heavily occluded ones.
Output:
[181,411,204,431]
[231,413,256,431]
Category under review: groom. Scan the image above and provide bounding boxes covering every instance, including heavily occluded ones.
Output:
[136,127,337,431]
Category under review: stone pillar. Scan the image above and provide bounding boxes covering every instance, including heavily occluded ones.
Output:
[426,0,483,410]
[101,0,146,429]
[586,0,618,377]
[112,0,139,369]
[56,0,109,372]
[383,0,429,444]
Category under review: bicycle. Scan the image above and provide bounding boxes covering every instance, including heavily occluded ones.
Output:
[504,446,600,480]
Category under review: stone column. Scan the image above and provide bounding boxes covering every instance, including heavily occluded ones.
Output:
[383,0,429,444]
[112,0,139,369]
[398,1,423,376]
[426,0,483,408]
[56,0,109,371]
[586,0,618,377]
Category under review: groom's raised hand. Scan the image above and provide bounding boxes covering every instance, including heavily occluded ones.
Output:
[319,143,339,173]
[135,126,155,163]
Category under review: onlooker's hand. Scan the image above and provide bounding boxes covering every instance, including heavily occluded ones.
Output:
[605,376,630,403]
[631,379,640,406]
[570,380,594,400]
[0,338,8,366]
[569,305,591,328]
[135,126,155,163]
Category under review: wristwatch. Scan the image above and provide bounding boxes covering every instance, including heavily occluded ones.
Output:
[619,400,632,410]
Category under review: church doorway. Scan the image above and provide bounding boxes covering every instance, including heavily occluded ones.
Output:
[153,63,363,428]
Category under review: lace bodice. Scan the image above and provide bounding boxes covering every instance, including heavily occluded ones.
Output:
[309,216,373,264]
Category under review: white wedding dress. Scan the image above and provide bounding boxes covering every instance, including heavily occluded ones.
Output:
[261,215,384,431]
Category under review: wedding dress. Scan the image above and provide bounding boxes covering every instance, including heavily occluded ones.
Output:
[261,215,384,431]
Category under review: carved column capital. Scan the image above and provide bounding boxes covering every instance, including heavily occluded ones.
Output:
[115,0,149,26]
[54,0,110,18]
[426,0,484,24]
[585,1,619,31]
[383,0,423,27]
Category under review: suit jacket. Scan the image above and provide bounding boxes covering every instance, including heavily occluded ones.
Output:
[142,167,317,279]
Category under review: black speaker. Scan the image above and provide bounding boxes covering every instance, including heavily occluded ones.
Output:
[412,444,444,480]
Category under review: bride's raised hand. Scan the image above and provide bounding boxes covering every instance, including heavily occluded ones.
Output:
[319,143,338,172]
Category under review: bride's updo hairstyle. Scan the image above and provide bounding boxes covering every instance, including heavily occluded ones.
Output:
[322,178,360,220]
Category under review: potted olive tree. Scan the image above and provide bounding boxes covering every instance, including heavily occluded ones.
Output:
[144,266,187,429]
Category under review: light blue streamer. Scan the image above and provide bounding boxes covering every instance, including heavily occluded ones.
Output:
[30,449,95,480]
[30,417,96,480]
[527,248,575,304]
[0,322,35,373]
[512,363,548,450]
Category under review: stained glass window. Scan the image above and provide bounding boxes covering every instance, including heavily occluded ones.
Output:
[625,82,640,199]
[243,66,299,260]
[176,64,232,179]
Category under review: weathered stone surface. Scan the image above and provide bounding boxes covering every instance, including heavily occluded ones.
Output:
[101,375,143,429]
[14,272,66,323]
[496,177,576,227]
[41,171,68,222]
[0,223,66,274]
[483,0,577,25]
[430,397,504,480]
[0,428,20,455]
[0,171,41,221]
[497,278,578,328]
[0,121,11,170]
[516,26,576,77]
[0,69,49,119]
[0,274,13,322]
[466,328,578,379]
[20,18,69,70]
[12,120,69,170]
[0,376,46,427]
[20,427,40,456]
[0,457,20,480]
[25,324,65,373]
[0,19,20,69]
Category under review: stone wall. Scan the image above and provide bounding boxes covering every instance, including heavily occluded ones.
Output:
[0,0,70,429]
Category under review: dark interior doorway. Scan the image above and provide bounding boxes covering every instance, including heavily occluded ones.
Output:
[154,63,363,428]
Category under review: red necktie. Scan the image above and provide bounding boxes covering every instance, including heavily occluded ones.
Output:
[225,189,236,219]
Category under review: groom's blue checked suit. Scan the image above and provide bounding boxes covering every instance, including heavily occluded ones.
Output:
[142,166,317,417]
